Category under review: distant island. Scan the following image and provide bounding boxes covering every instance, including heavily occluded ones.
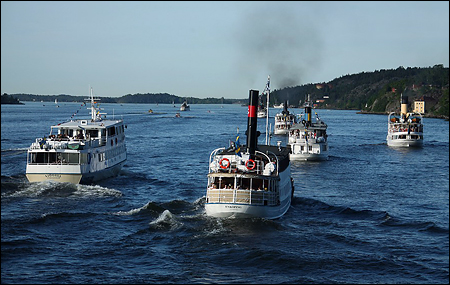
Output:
[4,65,448,119]
[1,93,23,104]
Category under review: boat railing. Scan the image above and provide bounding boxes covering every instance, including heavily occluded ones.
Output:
[206,188,278,206]
[209,148,280,176]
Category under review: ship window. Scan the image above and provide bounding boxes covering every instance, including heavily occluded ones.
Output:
[108,127,116,136]
[80,153,88,164]
[30,152,47,163]
[60,153,79,164]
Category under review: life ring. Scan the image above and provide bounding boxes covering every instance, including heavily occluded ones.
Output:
[246,159,256,170]
[219,158,230,169]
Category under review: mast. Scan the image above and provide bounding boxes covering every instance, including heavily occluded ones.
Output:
[265,75,270,144]
[86,87,105,122]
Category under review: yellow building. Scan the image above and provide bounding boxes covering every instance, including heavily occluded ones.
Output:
[414,100,425,114]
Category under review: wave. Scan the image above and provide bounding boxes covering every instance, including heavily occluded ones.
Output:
[381,216,449,234]
[148,209,183,231]
[293,197,449,234]
[114,201,167,216]
[1,180,122,198]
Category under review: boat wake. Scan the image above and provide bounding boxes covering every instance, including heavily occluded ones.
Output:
[1,148,28,157]
[1,180,122,198]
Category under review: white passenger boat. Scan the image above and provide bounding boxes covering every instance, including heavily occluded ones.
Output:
[387,95,423,147]
[274,101,296,135]
[205,89,294,219]
[288,95,328,161]
[26,88,127,184]
[180,101,190,111]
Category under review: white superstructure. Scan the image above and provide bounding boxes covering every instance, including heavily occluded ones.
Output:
[26,88,127,184]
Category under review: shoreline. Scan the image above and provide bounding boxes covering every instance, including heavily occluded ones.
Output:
[356,110,449,121]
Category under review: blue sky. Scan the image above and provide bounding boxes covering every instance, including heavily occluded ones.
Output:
[1,1,449,99]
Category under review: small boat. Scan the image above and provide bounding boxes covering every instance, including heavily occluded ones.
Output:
[274,101,296,135]
[257,103,267,118]
[205,89,294,219]
[180,101,190,111]
[387,94,423,147]
[26,88,127,184]
[288,95,329,161]
[273,102,284,109]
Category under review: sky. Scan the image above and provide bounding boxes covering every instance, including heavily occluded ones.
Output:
[1,1,449,99]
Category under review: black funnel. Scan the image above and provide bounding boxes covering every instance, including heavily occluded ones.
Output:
[282,100,288,115]
[305,105,312,126]
[246,90,259,156]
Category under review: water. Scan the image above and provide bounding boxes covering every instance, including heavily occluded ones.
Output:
[2,102,449,284]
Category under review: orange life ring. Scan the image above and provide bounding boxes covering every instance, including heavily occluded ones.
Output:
[219,158,230,169]
[246,159,256,170]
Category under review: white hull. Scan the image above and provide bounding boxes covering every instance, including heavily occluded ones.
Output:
[26,160,125,184]
[205,194,291,219]
[290,150,328,161]
[386,136,423,147]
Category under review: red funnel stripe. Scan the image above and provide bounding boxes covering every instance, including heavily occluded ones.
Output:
[248,105,257,118]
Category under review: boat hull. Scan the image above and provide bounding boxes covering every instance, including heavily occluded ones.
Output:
[26,160,125,184]
[26,173,83,184]
[205,164,293,220]
[386,137,423,147]
[289,152,328,161]
[205,195,291,219]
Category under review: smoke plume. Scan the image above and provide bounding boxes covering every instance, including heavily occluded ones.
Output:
[233,3,323,90]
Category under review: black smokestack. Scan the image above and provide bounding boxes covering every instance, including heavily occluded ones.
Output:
[401,96,408,105]
[246,89,259,156]
[282,100,288,114]
[305,105,312,127]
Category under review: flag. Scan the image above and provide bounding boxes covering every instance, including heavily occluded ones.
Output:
[235,135,241,157]
[39,136,46,149]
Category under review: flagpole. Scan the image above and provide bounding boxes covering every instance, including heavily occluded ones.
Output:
[265,75,270,144]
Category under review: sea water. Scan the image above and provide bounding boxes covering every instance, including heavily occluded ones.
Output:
[1,102,448,283]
